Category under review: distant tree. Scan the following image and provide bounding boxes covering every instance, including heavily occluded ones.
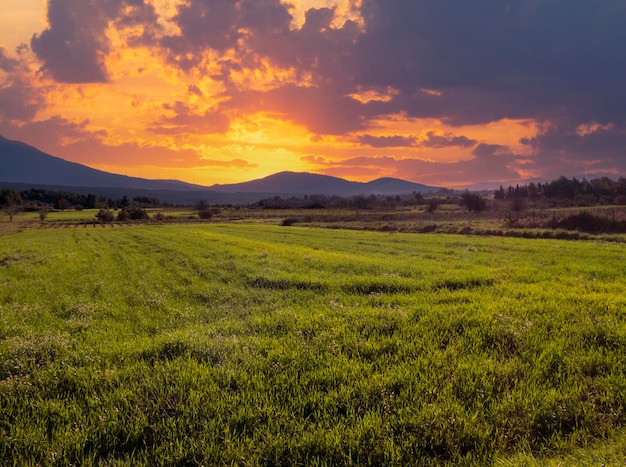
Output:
[2,203,21,222]
[354,195,371,210]
[0,189,21,206]
[96,208,115,223]
[55,197,72,211]
[198,208,215,219]
[510,196,526,212]
[133,196,160,207]
[194,199,208,212]
[117,208,131,221]
[494,186,506,200]
[85,193,98,209]
[39,207,48,222]
[195,199,219,219]
[117,205,149,221]
[0,189,22,222]
[460,191,487,213]
[413,191,424,204]
[425,198,439,214]
[527,182,538,204]
[97,197,113,209]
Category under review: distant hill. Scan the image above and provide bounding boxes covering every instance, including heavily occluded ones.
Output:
[0,135,205,191]
[0,135,441,202]
[209,171,440,196]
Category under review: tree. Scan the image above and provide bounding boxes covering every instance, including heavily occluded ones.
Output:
[96,208,115,223]
[117,205,149,221]
[195,199,216,219]
[0,189,22,222]
[494,186,506,200]
[425,198,439,213]
[460,191,487,213]
[55,197,72,211]
[0,189,21,206]
[39,207,48,222]
[194,199,208,212]
[510,196,526,212]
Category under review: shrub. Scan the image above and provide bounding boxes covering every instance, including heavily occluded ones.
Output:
[281,218,298,226]
[555,211,626,233]
[117,206,149,221]
[96,208,115,223]
[460,191,487,213]
[425,199,439,213]
[198,208,215,219]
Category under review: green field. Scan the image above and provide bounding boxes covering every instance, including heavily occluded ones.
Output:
[1,224,625,465]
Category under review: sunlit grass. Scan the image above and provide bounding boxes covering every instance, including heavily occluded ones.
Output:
[1,224,625,465]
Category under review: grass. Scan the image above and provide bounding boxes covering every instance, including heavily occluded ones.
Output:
[0,224,625,465]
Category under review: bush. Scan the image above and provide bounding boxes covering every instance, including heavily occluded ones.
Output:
[510,197,526,212]
[460,192,487,213]
[117,208,130,221]
[281,218,298,226]
[425,199,439,213]
[96,209,115,223]
[198,208,215,219]
[555,211,626,233]
[119,206,150,221]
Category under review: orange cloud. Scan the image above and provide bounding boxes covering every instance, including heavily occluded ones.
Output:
[348,86,399,104]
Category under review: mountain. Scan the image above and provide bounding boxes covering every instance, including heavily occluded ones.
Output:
[0,135,205,191]
[0,135,442,202]
[209,172,440,196]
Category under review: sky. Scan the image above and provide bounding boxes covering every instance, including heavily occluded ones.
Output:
[1,0,625,188]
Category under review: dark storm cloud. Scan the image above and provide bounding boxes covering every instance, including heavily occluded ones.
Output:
[420,131,477,149]
[355,1,626,112]
[214,1,625,139]
[0,83,45,121]
[521,121,626,176]
[336,0,626,176]
[162,0,296,71]
[0,49,45,122]
[31,0,159,83]
[165,0,241,57]
[356,131,477,150]
[163,1,360,87]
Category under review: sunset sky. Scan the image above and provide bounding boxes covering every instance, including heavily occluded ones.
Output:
[1,0,625,187]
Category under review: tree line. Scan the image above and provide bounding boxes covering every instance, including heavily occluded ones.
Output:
[0,188,164,222]
[3,176,626,222]
[1,188,160,210]
[494,176,626,206]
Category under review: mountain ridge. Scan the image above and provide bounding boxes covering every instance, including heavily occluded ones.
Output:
[0,135,206,191]
[208,171,439,196]
[0,135,441,200]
